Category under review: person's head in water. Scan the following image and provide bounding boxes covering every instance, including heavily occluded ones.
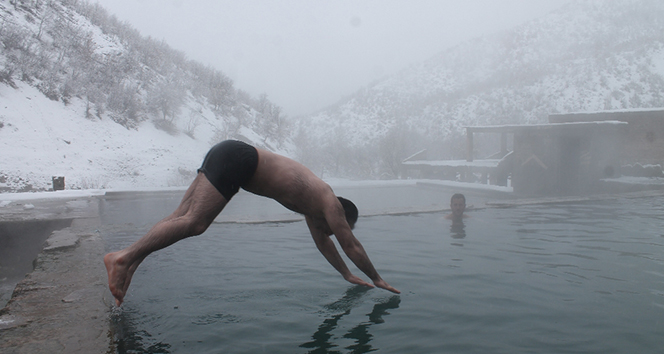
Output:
[338,197,358,229]
[449,193,466,220]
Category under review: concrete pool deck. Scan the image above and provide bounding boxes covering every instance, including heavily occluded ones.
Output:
[0,195,113,354]
[1,179,664,353]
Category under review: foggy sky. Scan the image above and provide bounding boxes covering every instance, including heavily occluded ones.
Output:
[93,0,569,117]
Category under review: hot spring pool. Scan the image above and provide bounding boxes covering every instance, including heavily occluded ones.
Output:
[100,190,664,354]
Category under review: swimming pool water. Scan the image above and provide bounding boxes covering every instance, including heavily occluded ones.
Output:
[101,193,664,354]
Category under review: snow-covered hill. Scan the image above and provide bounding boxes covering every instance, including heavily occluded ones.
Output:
[4,0,664,191]
[0,78,290,192]
[3,82,207,191]
[300,0,664,167]
[0,0,291,192]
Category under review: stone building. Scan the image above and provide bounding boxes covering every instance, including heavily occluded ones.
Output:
[549,109,664,175]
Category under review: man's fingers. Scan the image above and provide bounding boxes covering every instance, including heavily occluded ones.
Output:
[346,275,400,293]
[383,285,401,294]
[346,274,374,288]
[374,280,401,294]
[377,283,400,294]
[354,279,375,288]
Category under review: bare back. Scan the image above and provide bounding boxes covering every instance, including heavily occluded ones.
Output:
[242,148,337,219]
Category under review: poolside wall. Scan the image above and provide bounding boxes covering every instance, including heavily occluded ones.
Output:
[549,110,664,167]
[0,197,111,353]
[511,124,625,196]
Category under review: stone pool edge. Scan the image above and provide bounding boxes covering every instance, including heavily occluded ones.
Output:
[0,197,114,354]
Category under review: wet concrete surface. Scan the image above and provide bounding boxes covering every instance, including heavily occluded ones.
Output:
[0,219,73,307]
[0,196,113,354]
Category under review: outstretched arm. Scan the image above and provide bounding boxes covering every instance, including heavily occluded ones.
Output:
[320,211,401,294]
[332,227,400,294]
[307,217,375,289]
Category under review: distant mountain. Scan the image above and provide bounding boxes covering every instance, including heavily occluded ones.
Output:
[4,0,664,191]
[296,0,664,178]
[0,0,290,192]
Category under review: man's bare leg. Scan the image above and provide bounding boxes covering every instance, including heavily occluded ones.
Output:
[104,173,227,306]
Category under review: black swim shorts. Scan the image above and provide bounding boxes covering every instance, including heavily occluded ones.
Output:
[198,140,259,200]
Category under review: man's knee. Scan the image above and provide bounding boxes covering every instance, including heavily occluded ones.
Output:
[188,218,211,236]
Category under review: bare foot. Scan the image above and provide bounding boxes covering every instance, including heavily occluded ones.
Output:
[103,251,135,306]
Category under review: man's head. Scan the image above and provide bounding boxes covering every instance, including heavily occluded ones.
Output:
[450,193,466,219]
[338,197,358,229]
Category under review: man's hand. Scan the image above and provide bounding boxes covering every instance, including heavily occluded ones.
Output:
[374,279,400,294]
[344,274,401,294]
[344,274,375,289]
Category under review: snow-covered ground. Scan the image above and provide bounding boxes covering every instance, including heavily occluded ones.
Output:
[1,81,227,192]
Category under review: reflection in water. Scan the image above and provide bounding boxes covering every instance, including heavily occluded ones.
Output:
[450,220,466,239]
[109,307,171,354]
[300,286,401,353]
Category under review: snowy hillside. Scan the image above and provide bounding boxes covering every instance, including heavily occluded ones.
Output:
[3,81,214,191]
[0,0,291,192]
[300,0,664,168]
[4,0,664,190]
[0,80,289,192]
